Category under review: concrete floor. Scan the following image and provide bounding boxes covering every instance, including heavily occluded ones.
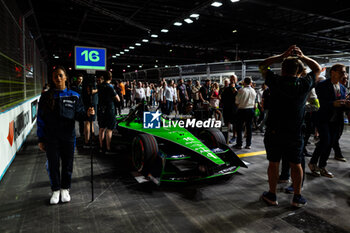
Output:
[0,121,349,233]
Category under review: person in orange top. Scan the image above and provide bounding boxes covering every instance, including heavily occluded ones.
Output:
[119,80,126,108]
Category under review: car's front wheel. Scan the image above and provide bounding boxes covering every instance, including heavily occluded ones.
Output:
[199,128,226,149]
[131,134,159,174]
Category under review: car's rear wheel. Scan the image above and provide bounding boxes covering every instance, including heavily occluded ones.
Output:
[131,134,159,174]
[199,128,226,149]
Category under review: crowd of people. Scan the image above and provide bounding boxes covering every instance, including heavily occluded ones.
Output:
[69,72,269,150]
[38,45,350,206]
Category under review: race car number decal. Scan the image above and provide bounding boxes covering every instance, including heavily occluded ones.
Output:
[182,137,218,159]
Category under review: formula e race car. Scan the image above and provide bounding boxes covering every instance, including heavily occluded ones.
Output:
[112,103,247,184]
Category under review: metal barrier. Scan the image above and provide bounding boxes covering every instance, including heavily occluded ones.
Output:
[123,53,350,88]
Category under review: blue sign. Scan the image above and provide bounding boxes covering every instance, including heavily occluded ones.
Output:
[75,46,106,70]
[143,111,161,129]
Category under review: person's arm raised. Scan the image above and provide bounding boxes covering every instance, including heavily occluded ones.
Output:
[259,45,296,79]
[294,46,321,78]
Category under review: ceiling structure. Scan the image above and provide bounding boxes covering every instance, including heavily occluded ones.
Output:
[17,0,350,76]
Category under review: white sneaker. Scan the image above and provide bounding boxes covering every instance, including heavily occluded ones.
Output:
[61,189,71,203]
[50,190,60,205]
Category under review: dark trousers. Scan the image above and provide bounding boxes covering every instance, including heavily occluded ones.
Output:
[135,98,144,104]
[310,121,341,168]
[332,121,344,157]
[236,108,254,146]
[178,99,187,114]
[165,100,173,115]
[78,120,84,137]
[46,141,75,191]
[125,95,132,107]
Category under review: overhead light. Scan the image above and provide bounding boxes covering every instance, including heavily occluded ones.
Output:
[129,46,135,49]
[169,49,173,52]
[127,65,131,68]
[112,55,116,58]
[116,54,120,56]
[161,29,169,33]
[165,65,169,68]
[124,49,129,52]
[154,65,158,68]
[151,34,158,38]
[120,51,125,54]
[184,18,193,24]
[68,67,72,70]
[142,39,149,42]
[231,0,240,2]
[139,65,143,68]
[190,14,199,18]
[211,2,223,7]
[174,22,182,26]
[232,30,237,33]
[110,69,113,72]
[54,56,59,59]
[135,43,141,46]
[123,69,126,72]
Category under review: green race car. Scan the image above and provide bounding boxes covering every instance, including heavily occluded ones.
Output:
[113,103,247,184]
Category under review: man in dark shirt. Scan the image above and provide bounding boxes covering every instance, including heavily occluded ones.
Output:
[177,79,189,114]
[125,80,132,107]
[98,71,120,154]
[259,45,321,207]
[257,85,271,132]
[221,75,240,143]
[186,80,193,103]
[199,79,211,103]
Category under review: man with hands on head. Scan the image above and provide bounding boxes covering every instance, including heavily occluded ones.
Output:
[259,45,321,207]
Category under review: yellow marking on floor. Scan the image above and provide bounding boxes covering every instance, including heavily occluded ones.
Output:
[237,150,266,158]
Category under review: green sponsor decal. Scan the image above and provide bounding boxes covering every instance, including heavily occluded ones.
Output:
[75,65,106,70]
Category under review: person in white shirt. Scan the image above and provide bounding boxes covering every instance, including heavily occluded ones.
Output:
[133,82,146,104]
[145,83,151,106]
[158,81,165,112]
[234,77,257,149]
[163,80,174,115]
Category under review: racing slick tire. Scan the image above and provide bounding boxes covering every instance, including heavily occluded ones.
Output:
[131,134,159,174]
[199,128,226,149]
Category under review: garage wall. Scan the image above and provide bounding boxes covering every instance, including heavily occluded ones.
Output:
[0,1,46,181]
[0,95,40,181]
